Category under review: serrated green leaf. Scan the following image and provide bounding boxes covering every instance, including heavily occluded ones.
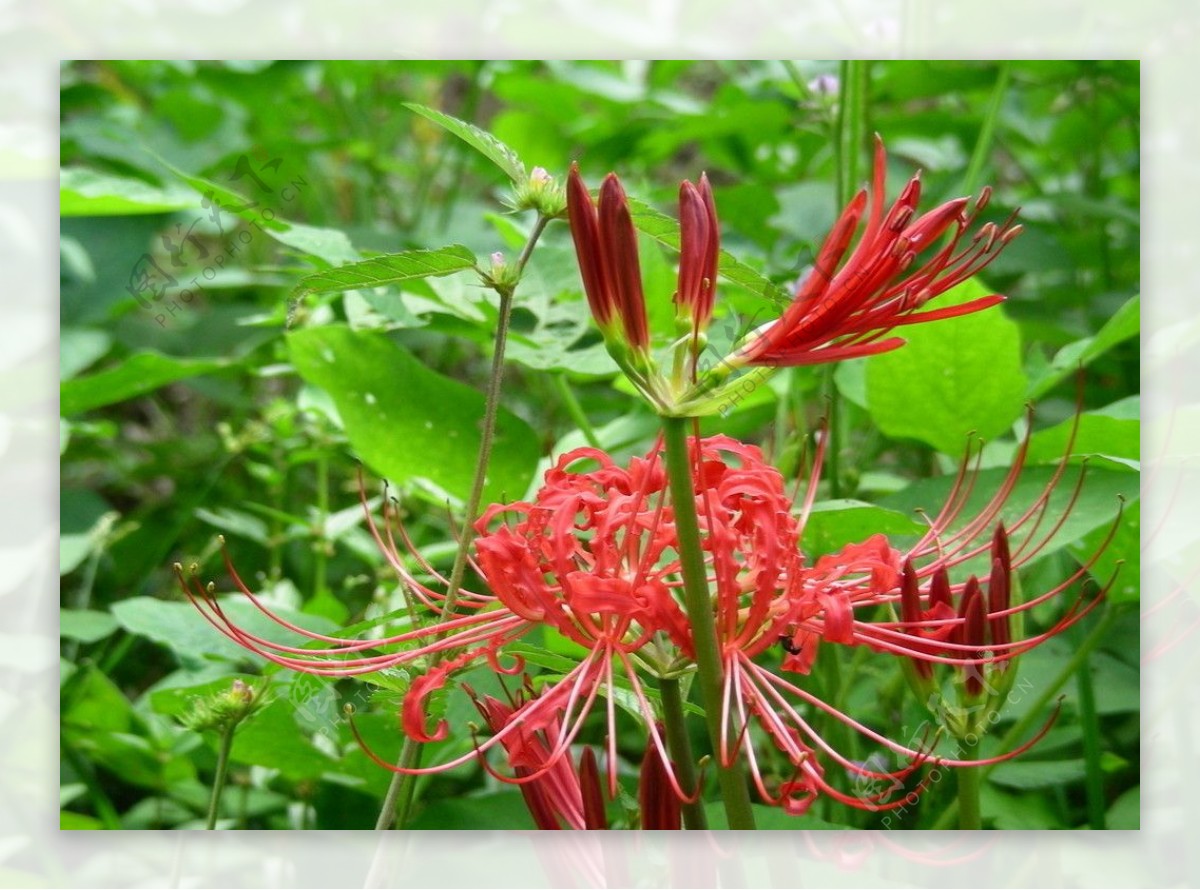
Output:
[60,352,231,416]
[865,279,1028,454]
[287,325,540,504]
[404,102,527,183]
[293,245,477,297]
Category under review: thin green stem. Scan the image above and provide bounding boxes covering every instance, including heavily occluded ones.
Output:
[835,60,869,208]
[661,416,756,830]
[313,451,329,601]
[375,214,551,831]
[553,373,601,448]
[659,676,708,830]
[205,725,236,830]
[1076,651,1107,829]
[960,61,1011,196]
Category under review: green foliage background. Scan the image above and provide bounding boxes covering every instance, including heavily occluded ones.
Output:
[60,60,1139,830]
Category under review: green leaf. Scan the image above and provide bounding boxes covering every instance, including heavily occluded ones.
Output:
[293,246,478,298]
[801,500,927,558]
[626,197,793,308]
[1106,786,1139,829]
[407,790,537,829]
[1028,294,1139,399]
[60,328,112,381]
[60,351,231,416]
[60,167,198,216]
[703,802,847,830]
[227,698,338,781]
[60,609,120,644]
[881,464,1135,572]
[287,326,540,504]
[404,102,527,183]
[1026,399,1139,468]
[111,596,336,666]
[865,279,1029,454]
[989,758,1087,790]
[157,159,358,265]
[1071,498,1139,603]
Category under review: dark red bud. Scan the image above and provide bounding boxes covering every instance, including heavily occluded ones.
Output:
[579,747,608,829]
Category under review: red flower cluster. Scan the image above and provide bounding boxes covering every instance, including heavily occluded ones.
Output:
[180,422,1104,817]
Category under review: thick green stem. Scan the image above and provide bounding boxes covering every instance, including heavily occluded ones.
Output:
[375,215,550,830]
[661,416,756,830]
[659,676,708,830]
[956,733,983,830]
[205,725,235,830]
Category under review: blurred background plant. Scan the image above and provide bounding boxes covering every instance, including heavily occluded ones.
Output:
[60,60,1139,830]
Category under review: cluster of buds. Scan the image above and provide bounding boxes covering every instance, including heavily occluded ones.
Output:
[566,136,1021,417]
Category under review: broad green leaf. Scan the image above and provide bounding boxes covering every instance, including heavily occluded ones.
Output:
[404,102,527,183]
[626,197,793,309]
[801,500,928,558]
[111,595,336,666]
[60,167,198,216]
[228,698,338,781]
[1028,294,1139,399]
[293,246,477,298]
[60,609,120,644]
[60,351,231,416]
[865,279,1028,454]
[1026,397,1139,468]
[288,326,540,504]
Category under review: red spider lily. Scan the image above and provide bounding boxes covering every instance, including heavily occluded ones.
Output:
[178,414,1108,815]
[733,136,1021,367]
[722,417,1116,811]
